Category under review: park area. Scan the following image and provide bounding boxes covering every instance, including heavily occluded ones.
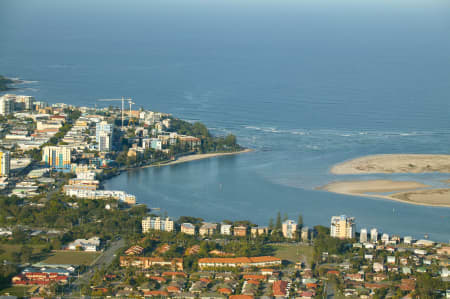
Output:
[40,251,100,265]
[273,243,314,267]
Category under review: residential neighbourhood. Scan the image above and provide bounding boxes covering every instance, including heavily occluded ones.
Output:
[0,93,448,298]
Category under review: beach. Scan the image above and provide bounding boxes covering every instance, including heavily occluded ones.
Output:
[331,154,450,174]
[321,180,450,207]
[143,148,253,168]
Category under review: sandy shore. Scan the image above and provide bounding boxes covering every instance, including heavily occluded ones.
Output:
[331,154,450,174]
[143,148,253,168]
[320,180,450,207]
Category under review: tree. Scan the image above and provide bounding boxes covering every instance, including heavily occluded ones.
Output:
[268,218,274,230]
[297,214,303,229]
[20,246,33,263]
[275,212,282,230]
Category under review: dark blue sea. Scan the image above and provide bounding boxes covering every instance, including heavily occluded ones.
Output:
[1,0,449,241]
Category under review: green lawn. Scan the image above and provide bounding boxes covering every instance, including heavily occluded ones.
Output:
[0,286,32,297]
[41,251,100,265]
[0,244,45,261]
[273,243,314,267]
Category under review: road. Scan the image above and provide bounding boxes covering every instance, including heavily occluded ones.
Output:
[69,238,124,295]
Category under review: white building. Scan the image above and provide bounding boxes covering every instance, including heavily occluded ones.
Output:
[360,228,368,243]
[220,224,232,235]
[0,151,10,177]
[67,237,100,252]
[370,228,378,243]
[0,97,13,115]
[282,220,298,239]
[330,215,355,239]
[141,216,174,233]
[96,121,113,152]
[381,233,389,244]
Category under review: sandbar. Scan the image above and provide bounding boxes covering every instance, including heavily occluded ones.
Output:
[320,180,450,207]
[143,148,253,168]
[331,154,450,174]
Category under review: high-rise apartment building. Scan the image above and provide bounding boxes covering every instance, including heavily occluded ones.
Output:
[330,215,356,239]
[0,151,10,177]
[282,220,298,239]
[96,121,113,152]
[42,146,72,169]
[0,97,13,116]
[370,228,378,243]
[141,216,174,233]
[360,228,368,243]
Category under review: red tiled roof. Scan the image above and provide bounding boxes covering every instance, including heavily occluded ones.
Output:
[272,280,288,296]
[218,288,232,294]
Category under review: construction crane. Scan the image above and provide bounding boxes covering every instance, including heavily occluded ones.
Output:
[97,97,134,129]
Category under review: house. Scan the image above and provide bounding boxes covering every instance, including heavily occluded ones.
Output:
[373,262,384,273]
[272,280,288,298]
[387,256,396,264]
[125,245,144,256]
[344,273,364,282]
[400,279,416,291]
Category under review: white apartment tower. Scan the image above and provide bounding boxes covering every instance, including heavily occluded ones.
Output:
[360,228,368,243]
[370,228,378,243]
[282,220,298,239]
[330,215,356,239]
[0,97,13,116]
[0,151,10,177]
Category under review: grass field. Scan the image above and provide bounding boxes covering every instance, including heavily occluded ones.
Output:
[0,244,45,261]
[41,251,100,265]
[273,243,314,267]
[0,286,32,297]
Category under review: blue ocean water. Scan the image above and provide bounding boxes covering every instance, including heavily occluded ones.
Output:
[1,0,449,241]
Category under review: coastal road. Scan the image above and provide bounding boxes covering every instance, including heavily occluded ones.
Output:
[69,238,125,294]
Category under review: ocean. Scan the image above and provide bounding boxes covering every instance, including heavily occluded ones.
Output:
[1,0,449,241]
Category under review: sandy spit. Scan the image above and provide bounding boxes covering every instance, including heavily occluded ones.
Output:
[330,154,450,175]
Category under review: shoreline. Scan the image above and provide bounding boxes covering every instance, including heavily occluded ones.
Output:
[320,180,450,208]
[330,154,450,175]
[142,148,254,168]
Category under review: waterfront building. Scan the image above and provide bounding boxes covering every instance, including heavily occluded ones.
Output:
[220,224,232,235]
[141,217,174,233]
[42,146,72,169]
[282,220,298,239]
[96,121,113,152]
[0,151,10,177]
[0,96,13,115]
[370,228,378,243]
[330,215,355,239]
[360,228,368,243]
[181,223,196,235]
